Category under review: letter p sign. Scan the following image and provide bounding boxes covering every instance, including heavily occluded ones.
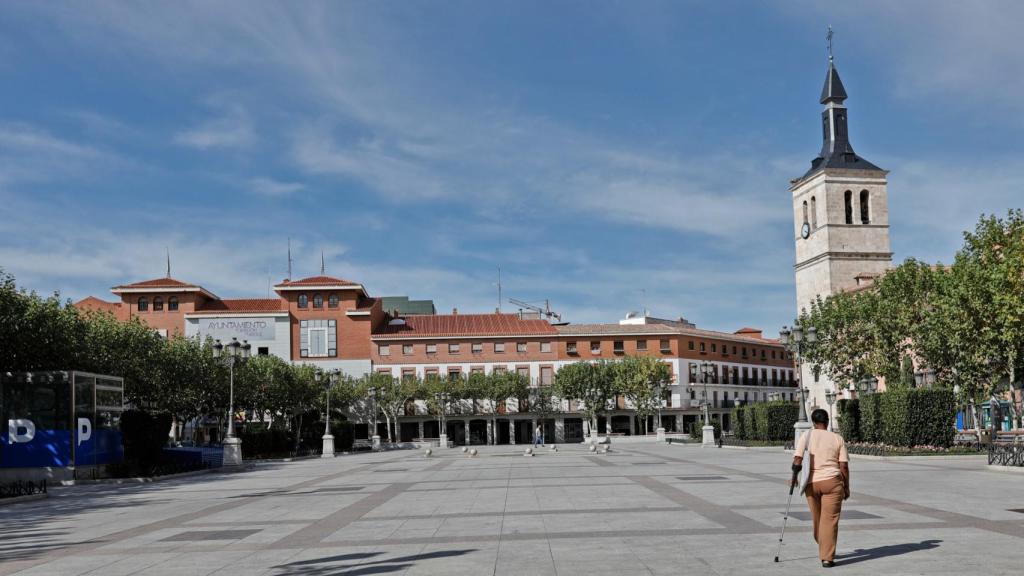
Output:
[77,418,92,446]
[8,419,35,444]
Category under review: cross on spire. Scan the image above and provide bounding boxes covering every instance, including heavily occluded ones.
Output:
[827,25,834,63]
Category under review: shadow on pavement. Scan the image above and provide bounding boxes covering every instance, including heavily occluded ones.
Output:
[271,549,477,575]
[836,539,942,565]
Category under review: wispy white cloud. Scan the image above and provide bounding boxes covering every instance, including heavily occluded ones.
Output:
[246,176,304,197]
[174,103,255,150]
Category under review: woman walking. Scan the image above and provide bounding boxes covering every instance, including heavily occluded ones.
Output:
[791,408,850,568]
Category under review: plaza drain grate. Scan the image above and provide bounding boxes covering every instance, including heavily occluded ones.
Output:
[676,475,728,481]
[784,510,882,521]
[161,529,261,542]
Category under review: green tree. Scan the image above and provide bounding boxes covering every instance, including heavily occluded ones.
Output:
[617,356,672,435]
[553,360,618,438]
[481,371,528,444]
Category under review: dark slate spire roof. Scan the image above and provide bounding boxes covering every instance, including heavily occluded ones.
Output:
[800,60,883,179]
[820,61,848,104]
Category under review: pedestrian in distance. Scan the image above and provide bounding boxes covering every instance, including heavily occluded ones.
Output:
[791,408,850,568]
[534,424,544,447]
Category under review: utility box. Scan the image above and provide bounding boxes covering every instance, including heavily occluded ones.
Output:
[1,371,125,482]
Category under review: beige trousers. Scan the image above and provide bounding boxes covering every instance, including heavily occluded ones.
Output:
[805,476,844,561]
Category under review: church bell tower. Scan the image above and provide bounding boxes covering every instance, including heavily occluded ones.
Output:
[791,39,892,408]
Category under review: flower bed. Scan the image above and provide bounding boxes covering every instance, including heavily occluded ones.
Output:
[846,442,983,456]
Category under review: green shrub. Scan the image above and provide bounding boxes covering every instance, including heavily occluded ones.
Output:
[689,419,721,440]
[744,406,758,440]
[732,406,747,439]
[836,398,860,442]
[859,394,883,443]
[879,388,956,447]
[240,428,293,457]
[749,401,798,441]
[334,419,354,451]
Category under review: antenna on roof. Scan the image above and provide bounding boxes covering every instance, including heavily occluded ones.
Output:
[827,25,834,63]
[287,237,293,280]
[496,266,502,313]
[166,247,171,278]
[267,263,271,298]
[320,250,325,275]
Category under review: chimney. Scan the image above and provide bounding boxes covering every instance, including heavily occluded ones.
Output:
[452,307,458,315]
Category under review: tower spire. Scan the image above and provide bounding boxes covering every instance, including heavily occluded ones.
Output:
[287,237,293,280]
[166,247,171,278]
[320,250,325,275]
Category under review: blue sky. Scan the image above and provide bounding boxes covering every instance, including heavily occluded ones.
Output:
[2,1,1022,334]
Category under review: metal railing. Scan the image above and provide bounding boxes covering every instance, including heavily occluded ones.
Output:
[988,443,1024,467]
[0,479,47,499]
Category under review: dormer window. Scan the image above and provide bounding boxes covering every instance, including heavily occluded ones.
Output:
[137,297,148,311]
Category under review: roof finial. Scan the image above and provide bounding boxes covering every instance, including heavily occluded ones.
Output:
[320,250,325,275]
[827,25,834,63]
[166,247,171,278]
[287,237,292,280]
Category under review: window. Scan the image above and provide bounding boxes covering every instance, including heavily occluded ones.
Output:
[517,342,528,353]
[493,365,507,373]
[722,345,727,357]
[688,340,695,351]
[448,368,462,379]
[472,343,483,354]
[470,366,484,375]
[636,340,648,351]
[762,368,768,384]
[402,368,416,380]
[298,294,308,308]
[137,297,148,311]
[761,349,766,359]
[567,342,578,354]
[711,343,717,353]
[258,346,269,356]
[660,339,671,353]
[590,341,601,354]
[802,200,809,226]
[741,347,748,357]
[813,367,821,383]
[328,294,339,308]
[378,344,391,356]
[699,342,706,353]
[425,367,439,378]
[732,346,737,355]
[810,196,818,229]
[771,350,776,359]
[540,366,553,386]
[313,294,323,308]
[301,319,336,357]
[540,342,551,353]
[449,343,460,354]
[153,296,163,311]
[613,341,625,354]
[860,190,870,224]
[168,296,179,311]
[844,190,854,224]
[426,343,437,355]
[403,344,413,355]
[495,342,505,353]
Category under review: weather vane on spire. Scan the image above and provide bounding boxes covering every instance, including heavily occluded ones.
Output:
[827,25,834,63]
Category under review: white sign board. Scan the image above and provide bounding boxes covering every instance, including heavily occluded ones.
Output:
[197,317,277,341]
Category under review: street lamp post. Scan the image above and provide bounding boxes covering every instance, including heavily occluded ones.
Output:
[698,360,715,446]
[368,386,381,451]
[779,323,817,447]
[819,387,835,428]
[212,337,250,467]
[654,383,666,442]
[435,391,450,448]
[953,383,963,431]
[856,377,879,396]
[317,369,340,458]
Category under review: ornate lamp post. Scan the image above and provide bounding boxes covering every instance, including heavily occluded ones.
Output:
[856,377,879,396]
[212,337,250,467]
[368,386,380,451]
[435,391,450,448]
[316,369,341,458]
[653,382,666,441]
[779,323,817,446]
[698,360,715,446]
[824,389,837,431]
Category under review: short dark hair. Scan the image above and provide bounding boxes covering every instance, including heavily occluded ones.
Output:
[811,409,830,426]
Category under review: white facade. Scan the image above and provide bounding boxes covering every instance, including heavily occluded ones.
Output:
[184,313,292,359]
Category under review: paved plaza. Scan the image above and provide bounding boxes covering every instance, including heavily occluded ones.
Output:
[1,443,1022,575]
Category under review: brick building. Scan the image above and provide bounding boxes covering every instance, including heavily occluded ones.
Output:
[77,273,796,443]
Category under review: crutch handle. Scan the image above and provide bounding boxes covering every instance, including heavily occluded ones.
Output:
[788,471,798,495]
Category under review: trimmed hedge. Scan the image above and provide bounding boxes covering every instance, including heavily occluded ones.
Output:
[240,428,293,457]
[730,401,798,441]
[878,388,956,448]
[689,419,721,440]
[859,394,883,443]
[121,410,173,467]
[836,398,860,442]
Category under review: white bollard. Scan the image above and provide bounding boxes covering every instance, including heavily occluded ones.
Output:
[524,447,534,457]
[470,448,478,457]
[424,448,432,457]
[589,444,597,453]
[461,446,468,453]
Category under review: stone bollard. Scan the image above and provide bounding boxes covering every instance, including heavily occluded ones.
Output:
[461,446,468,453]
[550,445,558,452]
[524,447,534,457]
[470,448,478,457]
[424,448,432,457]
[589,444,597,453]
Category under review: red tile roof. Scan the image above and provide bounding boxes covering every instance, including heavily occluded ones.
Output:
[374,313,557,338]
[276,275,359,287]
[74,296,121,314]
[113,277,198,290]
[194,298,286,313]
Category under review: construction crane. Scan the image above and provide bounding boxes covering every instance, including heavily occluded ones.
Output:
[508,298,562,322]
